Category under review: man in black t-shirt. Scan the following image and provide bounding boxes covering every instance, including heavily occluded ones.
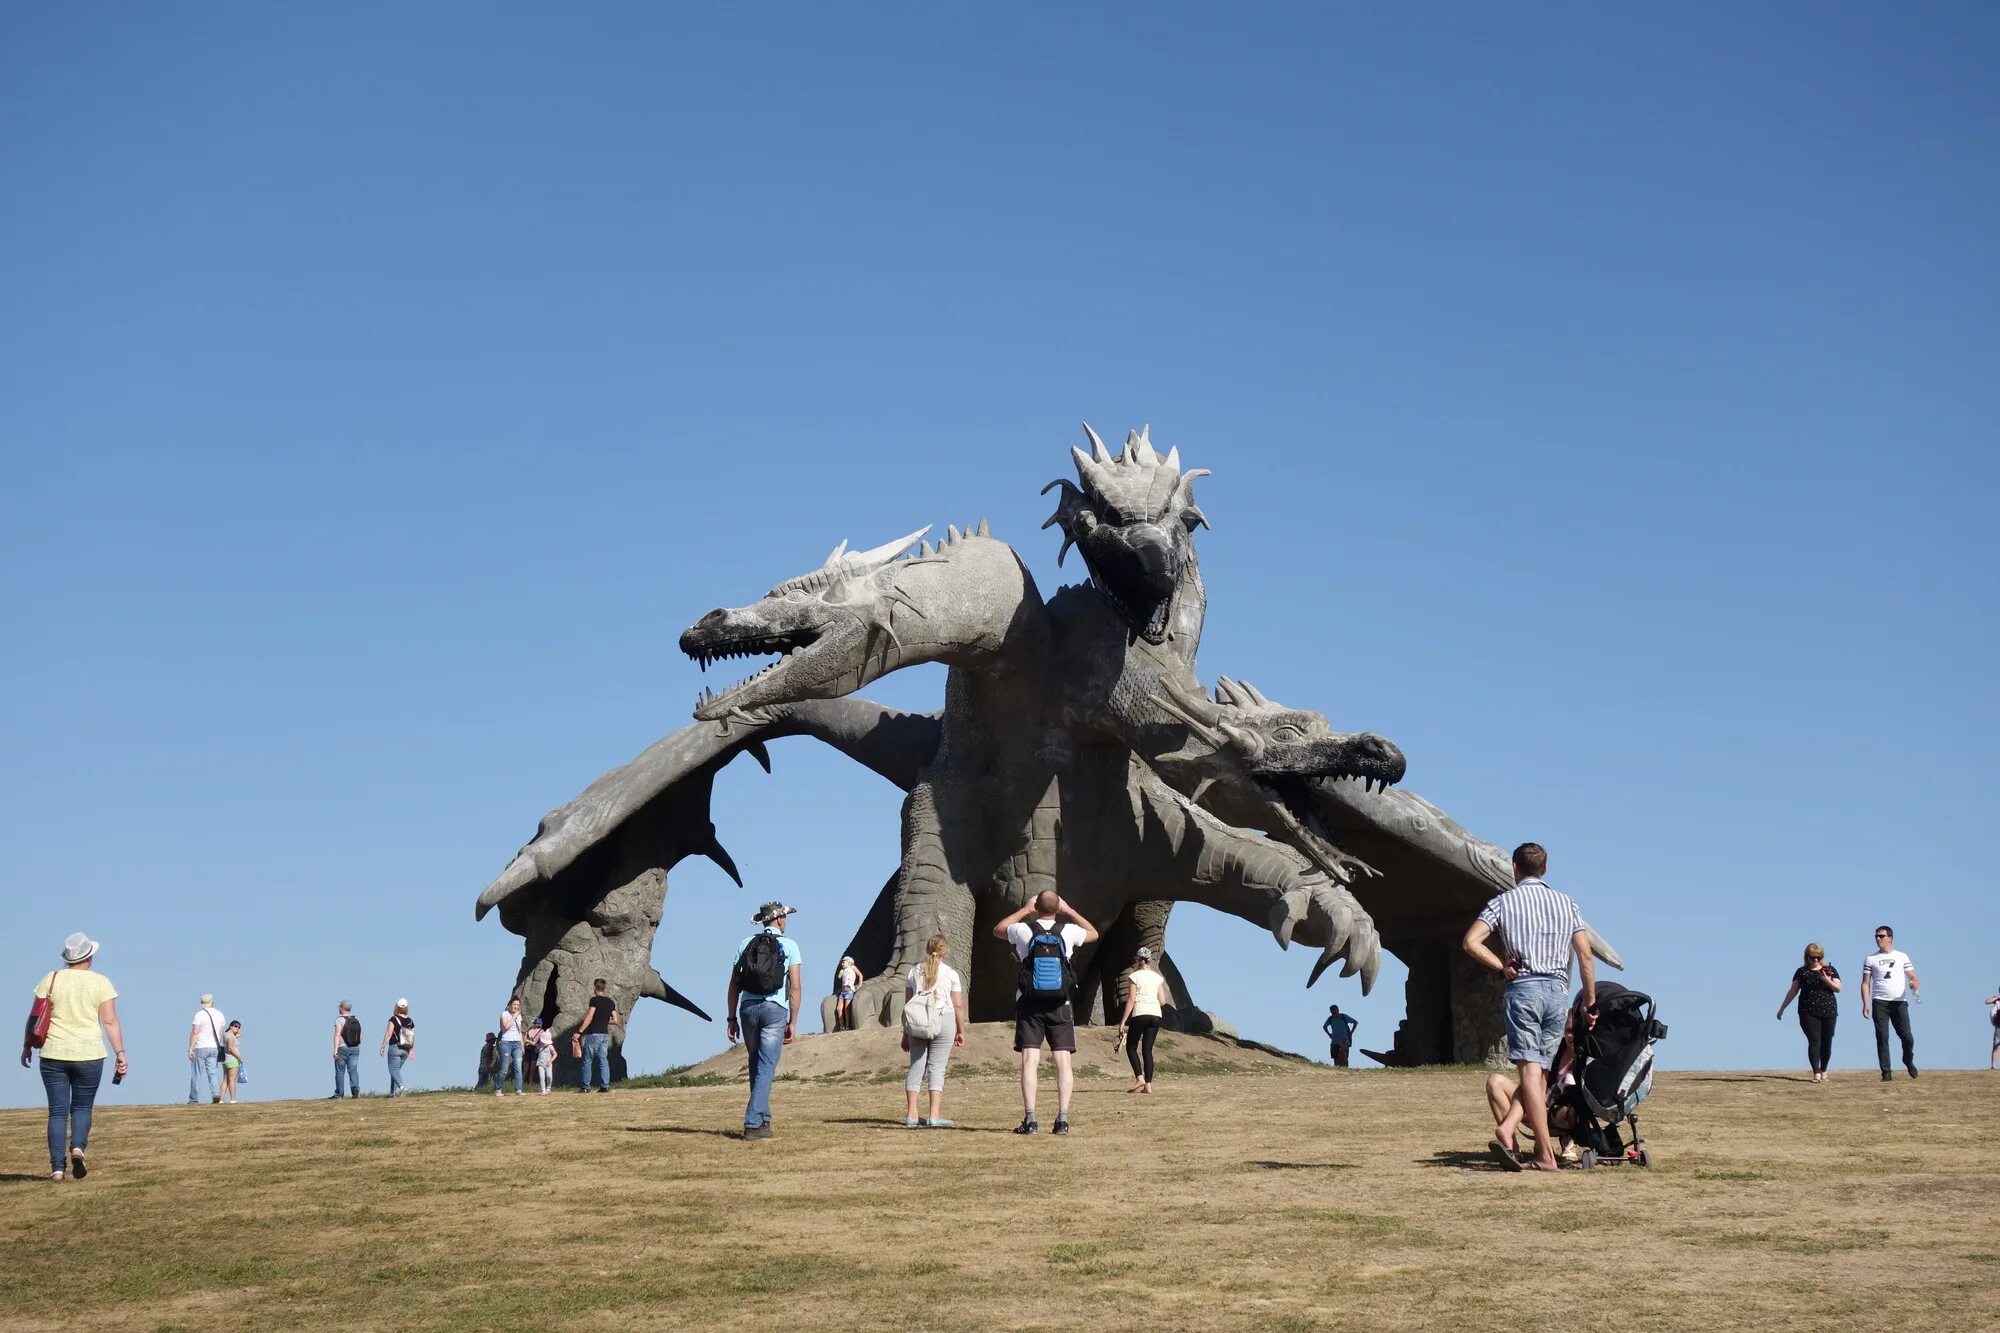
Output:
[577,978,621,1093]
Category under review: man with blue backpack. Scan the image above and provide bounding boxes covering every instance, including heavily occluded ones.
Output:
[994,891,1099,1136]
[726,902,804,1140]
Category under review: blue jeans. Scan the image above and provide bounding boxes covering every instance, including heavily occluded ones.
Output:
[385,1045,409,1096]
[189,1048,220,1103]
[581,1032,611,1090]
[41,1057,105,1173]
[740,999,788,1129]
[1503,976,1569,1066]
[334,1044,362,1096]
[493,1043,523,1092]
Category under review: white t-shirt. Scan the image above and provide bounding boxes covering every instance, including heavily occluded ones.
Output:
[1862,950,1914,1001]
[1006,919,1088,1001]
[1125,968,1169,1018]
[498,1011,524,1044]
[905,962,964,999]
[191,1006,228,1050]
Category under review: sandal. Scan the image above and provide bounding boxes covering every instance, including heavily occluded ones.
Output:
[1490,1138,1524,1172]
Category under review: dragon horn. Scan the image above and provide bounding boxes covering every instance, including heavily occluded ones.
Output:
[1130,426,1157,466]
[1169,468,1212,513]
[1239,680,1269,707]
[824,539,850,566]
[845,526,931,572]
[1072,446,1119,502]
[1164,445,1180,472]
[1148,683,1228,748]
[1082,422,1113,464]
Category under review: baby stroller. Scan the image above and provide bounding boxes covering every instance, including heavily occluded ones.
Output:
[1559,981,1666,1169]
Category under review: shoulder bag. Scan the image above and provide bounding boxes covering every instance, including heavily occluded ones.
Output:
[24,972,58,1052]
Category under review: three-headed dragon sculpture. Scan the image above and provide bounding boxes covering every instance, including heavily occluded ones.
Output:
[476,428,1618,1078]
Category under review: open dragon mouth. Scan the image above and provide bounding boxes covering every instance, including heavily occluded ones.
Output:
[1093,578,1175,644]
[679,621,831,722]
[1255,773,1398,884]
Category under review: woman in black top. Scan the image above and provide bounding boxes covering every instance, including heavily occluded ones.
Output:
[1776,942,1843,1081]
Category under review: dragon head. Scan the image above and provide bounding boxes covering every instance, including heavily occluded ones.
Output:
[1042,424,1208,645]
[1150,675,1407,884]
[679,521,1036,723]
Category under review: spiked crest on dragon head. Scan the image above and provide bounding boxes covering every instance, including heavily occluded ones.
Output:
[1042,424,1208,645]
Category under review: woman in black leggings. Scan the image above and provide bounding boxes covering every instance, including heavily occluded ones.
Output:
[1776,942,1842,1082]
[1117,947,1169,1093]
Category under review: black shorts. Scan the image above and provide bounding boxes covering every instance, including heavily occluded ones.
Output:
[1015,998,1076,1053]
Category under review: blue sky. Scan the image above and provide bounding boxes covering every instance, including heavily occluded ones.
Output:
[3,6,1994,1107]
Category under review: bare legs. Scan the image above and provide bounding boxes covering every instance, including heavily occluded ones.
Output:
[1514,1060,1557,1170]
[1018,1048,1074,1119]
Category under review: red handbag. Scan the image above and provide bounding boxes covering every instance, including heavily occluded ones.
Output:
[25,972,58,1049]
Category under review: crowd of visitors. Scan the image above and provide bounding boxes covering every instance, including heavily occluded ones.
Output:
[19,843,1988,1180]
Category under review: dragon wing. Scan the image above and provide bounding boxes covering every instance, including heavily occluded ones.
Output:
[1307,783,1623,969]
[476,697,940,921]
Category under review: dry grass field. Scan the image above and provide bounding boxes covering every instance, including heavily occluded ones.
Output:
[3,1025,1996,1332]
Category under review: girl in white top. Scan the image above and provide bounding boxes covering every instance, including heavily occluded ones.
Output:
[902,934,966,1127]
[1118,947,1171,1093]
[834,956,862,1031]
[530,1021,557,1094]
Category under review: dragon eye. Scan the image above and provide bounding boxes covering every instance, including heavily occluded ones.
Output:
[1273,725,1305,743]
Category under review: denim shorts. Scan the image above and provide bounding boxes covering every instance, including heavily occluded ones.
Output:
[1503,977,1568,1066]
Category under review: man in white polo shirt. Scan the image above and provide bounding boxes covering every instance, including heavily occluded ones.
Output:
[1861,925,1920,1081]
[187,992,227,1104]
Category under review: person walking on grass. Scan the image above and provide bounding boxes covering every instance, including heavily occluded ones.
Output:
[1986,986,2000,1071]
[577,978,620,1093]
[1117,946,1170,1093]
[331,1001,363,1099]
[220,1021,245,1104]
[1775,943,1842,1082]
[902,934,966,1127]
[494,998,527,1096]
[1462,842,1596,1174]
[1322,1004,1358,1068]
[1861,926,1920,1081]
[22,934,127,1183]
[727,902,804,1140]
[382,1000,416,1096]
[187,992,227,1105]
[995,891,1099,1136]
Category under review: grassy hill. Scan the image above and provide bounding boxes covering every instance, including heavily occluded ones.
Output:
[3,1027,1994,1332]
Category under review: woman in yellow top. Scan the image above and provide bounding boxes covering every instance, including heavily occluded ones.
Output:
[1117,945,1172,1093]
[22,933,127,1182]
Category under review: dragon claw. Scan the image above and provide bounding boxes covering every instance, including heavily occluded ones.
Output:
[1278,876,1381,996]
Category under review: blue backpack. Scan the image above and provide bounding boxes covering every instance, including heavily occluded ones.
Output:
[1018,921,1073,1001]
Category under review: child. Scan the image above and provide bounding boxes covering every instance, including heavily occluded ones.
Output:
[834,956,861,1031]
[221,1020,245,1104]
[531,1020,556,1094]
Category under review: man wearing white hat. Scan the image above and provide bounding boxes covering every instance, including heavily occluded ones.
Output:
[187,992,228,1105]
[726,902,803,1140]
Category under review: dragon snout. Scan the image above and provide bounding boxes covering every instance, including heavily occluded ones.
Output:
[678,610,732,654]
[1352,734,1407,785]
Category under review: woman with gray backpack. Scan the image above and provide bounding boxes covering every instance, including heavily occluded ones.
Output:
[901,934,965,1127]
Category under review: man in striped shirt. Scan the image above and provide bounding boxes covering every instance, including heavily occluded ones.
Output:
[1462,842,1596,1173]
